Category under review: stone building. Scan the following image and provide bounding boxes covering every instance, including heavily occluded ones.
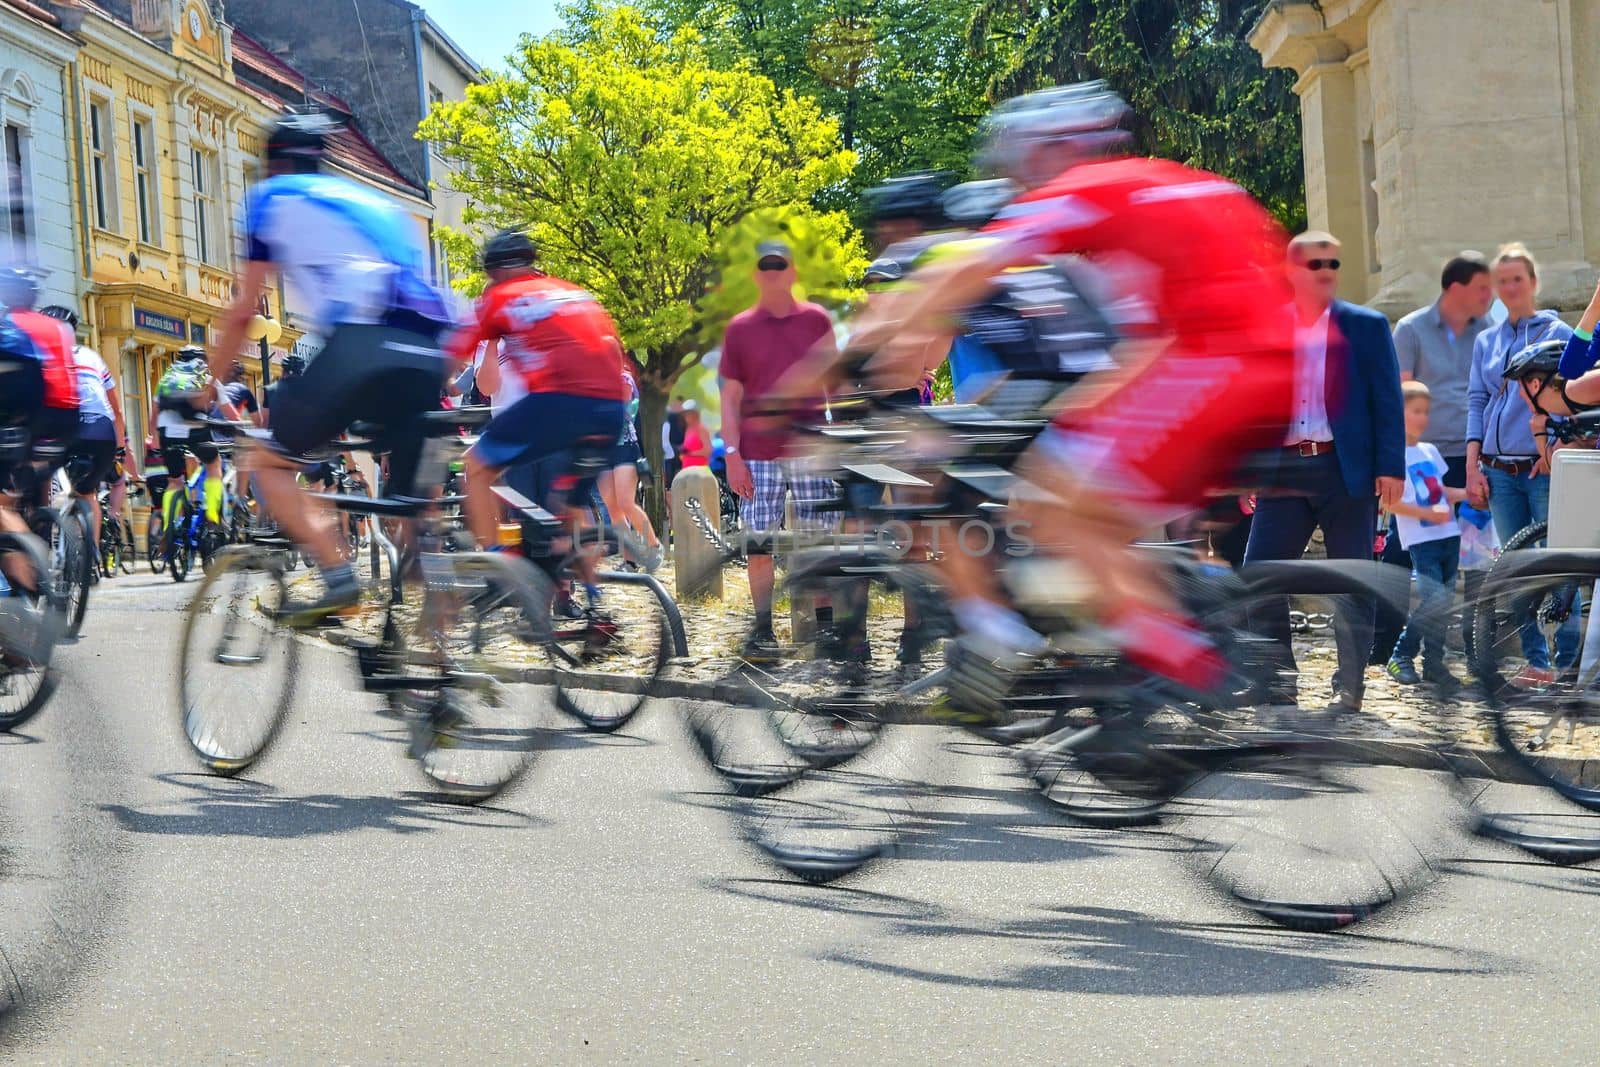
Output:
[1251,0,1600,317]
[0,0,78,310]
[224,0,480,288]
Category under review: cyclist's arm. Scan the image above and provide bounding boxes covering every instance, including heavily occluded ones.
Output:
[107,381,127,451]
[475,342,502,400]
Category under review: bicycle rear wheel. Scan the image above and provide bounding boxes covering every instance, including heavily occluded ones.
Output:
[0,532,61,730]
[401,551,558,801]
[147,511,166,573]
[169,499,194,583]
[30,508,89,640]
[179,547,300,774]
[117,519,135,574]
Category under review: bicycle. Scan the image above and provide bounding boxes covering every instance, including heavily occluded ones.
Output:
[13,444,91,641]
[97,484,136,577]
[144,470,169,575]
[179,406,562,801]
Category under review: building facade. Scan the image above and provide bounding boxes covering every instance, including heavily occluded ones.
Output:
[1251,0,1600,316]
[0,0,78,310]
[224,0,480,288]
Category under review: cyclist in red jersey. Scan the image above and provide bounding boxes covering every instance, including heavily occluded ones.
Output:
[4,274,80,447]
[446,230,627,553]
[861,82,1294,697]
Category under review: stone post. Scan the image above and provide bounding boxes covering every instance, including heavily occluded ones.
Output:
[670,466,723,601]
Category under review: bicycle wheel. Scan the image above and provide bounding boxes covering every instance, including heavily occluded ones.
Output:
[169,499,194,584]
[117,519,135,574]
[0,532,61,730]
[147,511,166,573]
[401,551,558,801]
[30,508,88,640]
[178,547,300,774]
[544,527,678,732]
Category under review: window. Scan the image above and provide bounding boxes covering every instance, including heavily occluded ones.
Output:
[89,98,117,231]
[121,351,146,452]
[131,115,159,245]
[427,84,446,157]
[191,147,218,265]
[235,163,258,264]
[3,124,29,259]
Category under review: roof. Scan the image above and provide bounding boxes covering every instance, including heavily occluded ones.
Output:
[231,29,429,203]
[1,0,59,24]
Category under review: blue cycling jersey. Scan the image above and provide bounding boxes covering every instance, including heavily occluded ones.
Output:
[242,173,454,339]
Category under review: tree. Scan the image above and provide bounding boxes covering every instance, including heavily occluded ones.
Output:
[637,0,1013,214]
[966,0,1304,228]
[418,5,860,526]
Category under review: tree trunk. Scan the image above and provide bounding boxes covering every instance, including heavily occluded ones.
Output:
[638,377,670,538]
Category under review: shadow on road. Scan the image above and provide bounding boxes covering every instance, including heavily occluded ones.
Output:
[101,772,542,840]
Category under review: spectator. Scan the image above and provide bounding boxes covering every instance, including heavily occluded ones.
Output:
[720,239,838,660]
[1244,231,1405,712]
[1373,252,1493,664]
[1385,381,1466,692]
[662,399,686,487]
[679,401,711,468]
[598,363,663,572]
[1465,243,1579,687]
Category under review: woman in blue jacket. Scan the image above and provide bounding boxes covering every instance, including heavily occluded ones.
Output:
[1465,243,1578,683]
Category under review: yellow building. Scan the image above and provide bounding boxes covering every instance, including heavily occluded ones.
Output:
[62,0,297,446]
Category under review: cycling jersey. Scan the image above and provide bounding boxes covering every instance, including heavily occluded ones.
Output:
[9,309,78,412]
[446,273,624,399]
[73,345,117,437]
[242,173,454,339]
[985,157,1288,356]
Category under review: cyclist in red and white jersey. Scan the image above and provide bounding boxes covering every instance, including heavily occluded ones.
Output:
[445,230,627,554]
[863,82,1294,696]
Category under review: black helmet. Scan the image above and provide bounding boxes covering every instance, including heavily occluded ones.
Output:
[265,109,342,164]
[39,304,79,329]
[281,353,306,376]
[863,172,954,227]
[482,228,537,271]
[1505,338,1566,381]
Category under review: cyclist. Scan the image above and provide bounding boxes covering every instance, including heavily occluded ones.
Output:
[0,278,45,594]
[596,364,663,573]
[207,110,454,620]
[445,230,626,584]
[39,306,126,552]
[853,82,1294,701]
[4,273,79,477]
[147,346,223,547]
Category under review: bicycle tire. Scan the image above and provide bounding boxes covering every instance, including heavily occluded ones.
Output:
[401,551,558,802]
[0,531,61,731]
[147,511,166,573]
[29,508,88,639]
[169,497,194,584]
[117,519,135,574]
[546,525,677,732]
[62,509,91,638]
[1471,520,1555,701]
[178,547,299,774]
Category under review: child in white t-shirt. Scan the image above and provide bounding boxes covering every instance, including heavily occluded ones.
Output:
[1386,381,1467,690]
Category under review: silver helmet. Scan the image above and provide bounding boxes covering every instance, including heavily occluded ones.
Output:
[977,81,1132,180]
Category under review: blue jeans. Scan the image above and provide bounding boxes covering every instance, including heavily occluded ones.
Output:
[1484,465,1580,669]
[1391,537,1459,670]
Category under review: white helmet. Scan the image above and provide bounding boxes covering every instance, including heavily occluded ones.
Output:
[977,81,1131,180]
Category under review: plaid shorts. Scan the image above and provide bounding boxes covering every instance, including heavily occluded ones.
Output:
[744,458,840,533]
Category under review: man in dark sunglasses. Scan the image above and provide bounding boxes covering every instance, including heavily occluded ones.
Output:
[718,239,841,660]
[1241,229,1407,712]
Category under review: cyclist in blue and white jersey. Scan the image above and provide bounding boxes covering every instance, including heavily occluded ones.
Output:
[207,110,455,621]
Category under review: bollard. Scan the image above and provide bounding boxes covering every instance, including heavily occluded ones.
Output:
[670,466,724,602]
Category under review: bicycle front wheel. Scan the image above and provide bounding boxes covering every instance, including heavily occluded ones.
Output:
[179,547,300,774]
[117,520,135,574]
[147,512,166,573]
[0,532,60,731]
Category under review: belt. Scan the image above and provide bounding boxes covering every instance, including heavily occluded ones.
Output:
[1285,440,1335,457]
[1483,456,1536,475]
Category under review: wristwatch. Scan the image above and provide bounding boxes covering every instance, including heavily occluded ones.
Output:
[725,446,739,456]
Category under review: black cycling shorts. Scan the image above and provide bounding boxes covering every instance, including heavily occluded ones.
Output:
[68,436,118,495]
[268,324,446,497]
[35,405,79,447]
[159,428,216,478]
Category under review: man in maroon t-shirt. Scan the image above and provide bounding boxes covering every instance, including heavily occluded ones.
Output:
[719,240,838,657]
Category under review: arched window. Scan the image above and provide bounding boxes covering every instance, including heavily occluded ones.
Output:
[0,71,40,260]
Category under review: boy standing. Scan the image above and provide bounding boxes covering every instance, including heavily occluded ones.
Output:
[1387,381,1467,691]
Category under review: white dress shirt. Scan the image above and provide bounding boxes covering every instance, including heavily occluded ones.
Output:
[1287,305,1334,444]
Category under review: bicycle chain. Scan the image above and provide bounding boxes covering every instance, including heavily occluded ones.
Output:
[683,496,747,568]
[1289,610,1336,633]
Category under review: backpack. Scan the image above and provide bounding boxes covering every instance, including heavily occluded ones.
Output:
[158,358,209,400]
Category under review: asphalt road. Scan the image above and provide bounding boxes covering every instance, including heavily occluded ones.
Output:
[3,571,1600,1063]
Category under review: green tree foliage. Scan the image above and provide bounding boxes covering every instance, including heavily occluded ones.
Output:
[417,5,859,523]
[636,0,1012,209]
[967,0,1304,227]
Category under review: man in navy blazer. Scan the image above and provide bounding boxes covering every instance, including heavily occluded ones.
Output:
[1244,231,1406,710]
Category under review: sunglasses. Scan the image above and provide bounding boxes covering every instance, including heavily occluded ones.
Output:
[757,258,791,272]
[1300,258,1341,272]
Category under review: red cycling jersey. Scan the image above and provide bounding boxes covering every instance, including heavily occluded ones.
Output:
[985,157,1290,357]
[984,157,1294,516]
[9,309,79,412]
[447,273,623,400]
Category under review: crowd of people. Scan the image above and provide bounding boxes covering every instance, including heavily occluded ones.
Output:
[7,80,1600,724]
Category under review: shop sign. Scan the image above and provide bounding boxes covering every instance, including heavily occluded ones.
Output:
[134,307,187,340]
